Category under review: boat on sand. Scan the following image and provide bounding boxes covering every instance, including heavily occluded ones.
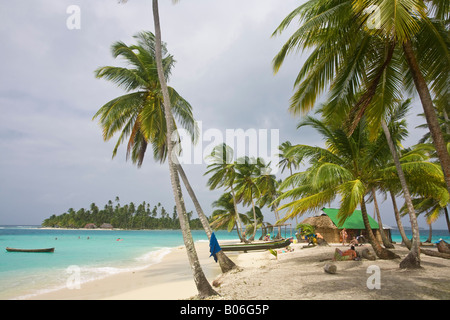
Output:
[220,239,291,252]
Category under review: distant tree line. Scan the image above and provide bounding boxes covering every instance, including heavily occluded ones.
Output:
[41,197,205,230]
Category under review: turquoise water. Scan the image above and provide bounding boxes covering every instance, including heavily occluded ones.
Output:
[0,226,244,300]
[0,226,448,300]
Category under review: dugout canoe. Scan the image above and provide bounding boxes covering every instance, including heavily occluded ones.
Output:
[220,239,291,252]
[6,247,55,253]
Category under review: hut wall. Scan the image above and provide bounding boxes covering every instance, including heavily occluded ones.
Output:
[315,228,340,243]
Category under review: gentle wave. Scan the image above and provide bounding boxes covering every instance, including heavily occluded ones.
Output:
[11,247,174,300]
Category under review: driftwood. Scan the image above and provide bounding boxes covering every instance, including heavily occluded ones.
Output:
[418,240,450,260]
[421,248,450,259]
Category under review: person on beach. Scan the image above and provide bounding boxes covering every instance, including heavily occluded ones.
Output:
[340,228,348,245]
[334,246,358,261]
[350,237,359,246]
[356,234,365,245]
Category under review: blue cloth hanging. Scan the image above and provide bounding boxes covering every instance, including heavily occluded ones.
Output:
[209,232,221,263]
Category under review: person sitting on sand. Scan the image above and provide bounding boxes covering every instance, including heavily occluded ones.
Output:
[334,246,358,261]
[350,237,359,246]
[356,235,365,245]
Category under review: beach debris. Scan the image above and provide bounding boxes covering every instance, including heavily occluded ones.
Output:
[268,248,278,260]
[212,277,223,288]
[324,263,337,274]
[361,248,376,261]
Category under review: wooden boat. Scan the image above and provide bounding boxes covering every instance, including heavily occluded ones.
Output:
[6,247,55,253]
[220,238,291,252]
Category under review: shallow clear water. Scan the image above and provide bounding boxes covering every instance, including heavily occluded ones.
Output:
[0,226,243,299]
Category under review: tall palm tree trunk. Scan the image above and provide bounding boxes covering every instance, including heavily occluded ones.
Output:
[176,164,237,272]
[372,187,394,248]
[249,198,258,241]
[152,0,217,298]
[445,207,450,233]
[231,187,247,243]
[381,120,421,268]
[361,200,399,259]
[425,220,432,243]
[389,190,411,248]
[403,40,450,197]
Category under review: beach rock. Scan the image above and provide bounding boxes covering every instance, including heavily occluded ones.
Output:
[212,274,225,287]
[361,248,376,261]
[324,263,337,274]
[437,240,450,254]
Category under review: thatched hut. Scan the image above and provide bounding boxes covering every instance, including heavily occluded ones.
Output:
[301,214,339,242]
[84,223,97,229]
[100,223,113,229]
[300,208,386,244]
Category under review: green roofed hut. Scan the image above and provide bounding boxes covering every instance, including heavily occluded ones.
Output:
[300,208,391,244]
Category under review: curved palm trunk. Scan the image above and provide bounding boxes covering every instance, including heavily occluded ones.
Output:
[372,188,394,248]
[152,0,217,298]
[176,164,237,272]
[249,198,258,241]
[231,187,247,243]
[389,190,411,248]
[425,220,432,243]
[272,204,282,239]
[361,200,399,260]
[381,120,421,268]
[445,207,450,233]
[403,40,450,196]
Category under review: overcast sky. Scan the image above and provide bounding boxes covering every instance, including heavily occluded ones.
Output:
[0,0,445,229]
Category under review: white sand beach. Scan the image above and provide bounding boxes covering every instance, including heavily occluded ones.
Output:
[27,241,450,300]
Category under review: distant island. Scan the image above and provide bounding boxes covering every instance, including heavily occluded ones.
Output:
[41,197,206,230]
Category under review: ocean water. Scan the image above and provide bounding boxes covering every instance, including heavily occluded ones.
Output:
[0,226,448,300]
[0,226,243,300]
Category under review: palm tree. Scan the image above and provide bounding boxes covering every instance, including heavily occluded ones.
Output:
[276,116,402,259]
[243,206,265,239]
[271,0,449,267]
[272,0,450,195]
[278,141,302,176]
[176,163,236,272]
[205,144,247,242]
[255,163,283,238]
[234,157,263,241]
[93,31,196,165]
[210,192,244,236]
[93,26,216,296]
[151,0,217,298]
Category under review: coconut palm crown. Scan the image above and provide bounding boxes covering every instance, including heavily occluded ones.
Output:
[93,31,197,167]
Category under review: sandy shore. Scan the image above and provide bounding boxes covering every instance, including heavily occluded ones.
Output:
[27,241,450,300]
[210,243,450,300]
[27,241,221,300]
